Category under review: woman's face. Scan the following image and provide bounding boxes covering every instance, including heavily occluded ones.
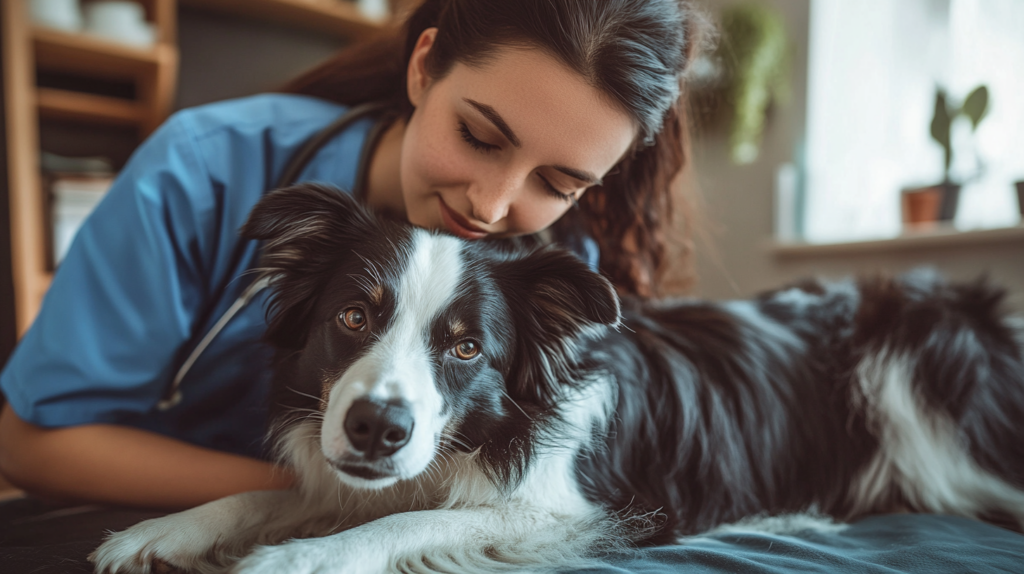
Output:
[399,29,637,239]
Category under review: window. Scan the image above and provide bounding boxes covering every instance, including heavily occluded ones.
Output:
[803,0,1024,243]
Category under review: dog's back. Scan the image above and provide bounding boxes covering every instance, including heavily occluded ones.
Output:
[577,271,1024,541]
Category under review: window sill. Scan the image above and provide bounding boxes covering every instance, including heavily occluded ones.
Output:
[769,223,1024,257]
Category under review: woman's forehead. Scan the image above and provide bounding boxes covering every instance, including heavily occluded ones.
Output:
[443,47,638,171]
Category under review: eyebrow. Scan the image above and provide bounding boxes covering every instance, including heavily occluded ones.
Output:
[463,98,602,186]
[553,165,602,187]
[464,99,521,148]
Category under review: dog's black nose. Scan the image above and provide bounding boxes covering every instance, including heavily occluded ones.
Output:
[344,398,414,460]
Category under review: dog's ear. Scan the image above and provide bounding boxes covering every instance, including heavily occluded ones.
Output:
[495,246,621,332]
[493,246,620,405]
[241,183,377,247]
[241,183,381,349]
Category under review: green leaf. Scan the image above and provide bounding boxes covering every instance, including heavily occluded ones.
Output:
[930,89,951,149]
[961,85,989,130]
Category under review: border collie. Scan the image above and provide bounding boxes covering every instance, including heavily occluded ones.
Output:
[92,184,1024,574]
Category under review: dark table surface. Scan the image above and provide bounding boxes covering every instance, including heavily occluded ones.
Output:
[0,495,166,574]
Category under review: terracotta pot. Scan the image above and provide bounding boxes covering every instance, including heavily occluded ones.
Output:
[901,183,961,227]
[902,186,943,226]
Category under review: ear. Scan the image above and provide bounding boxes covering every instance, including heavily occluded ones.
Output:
[241,183,382,349]
[498,247,621,332]
[407,27,438,108]
[493,246,621,405]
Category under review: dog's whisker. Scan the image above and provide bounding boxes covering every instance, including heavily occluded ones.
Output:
[438,433,473,453]
[286,386,328,406]
[288,407,325,418]
[499,389,534,422]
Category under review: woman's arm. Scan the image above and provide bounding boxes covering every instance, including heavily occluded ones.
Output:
[0,403,294,510]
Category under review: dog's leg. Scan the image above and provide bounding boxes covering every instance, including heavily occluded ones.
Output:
[91,489,336,574]
[230,504,610,574]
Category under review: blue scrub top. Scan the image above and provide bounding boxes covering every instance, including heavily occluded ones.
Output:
[0,93,600,460]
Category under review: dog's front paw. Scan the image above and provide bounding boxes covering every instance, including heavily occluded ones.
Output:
[90,514,237,574]
[230,537,384,574]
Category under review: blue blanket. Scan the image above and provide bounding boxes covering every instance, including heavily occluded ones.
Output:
[583,514,1023,573]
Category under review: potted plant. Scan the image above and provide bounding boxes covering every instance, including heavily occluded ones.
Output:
[903,85,989,226]
[718,3,790,165]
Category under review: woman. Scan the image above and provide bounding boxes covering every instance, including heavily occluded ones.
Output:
[0,0,708,509]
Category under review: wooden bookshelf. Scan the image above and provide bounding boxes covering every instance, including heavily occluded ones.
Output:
[3,0,179,336]
[33,26,166,76]
[4,0,396,336]
[36,88,149,125]
[32,26,179,133]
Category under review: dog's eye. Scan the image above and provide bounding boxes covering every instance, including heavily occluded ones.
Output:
[452,340,480,360]
[340,308,367,331]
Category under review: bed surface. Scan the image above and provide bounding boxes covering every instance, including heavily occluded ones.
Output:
[582,514,1023,573]
[2,496,1021,573]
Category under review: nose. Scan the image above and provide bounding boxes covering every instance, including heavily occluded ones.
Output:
[344,398,414,460]
[467,176,519,225]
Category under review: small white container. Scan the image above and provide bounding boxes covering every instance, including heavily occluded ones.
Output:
[29,0,84,32]
[51,176,113,265]
[83,1,155,47]
[358,0,389,22]
[774,162,800,242]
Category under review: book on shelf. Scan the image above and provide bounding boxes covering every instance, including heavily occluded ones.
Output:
[41,152,116,267]
[48,173,115,267]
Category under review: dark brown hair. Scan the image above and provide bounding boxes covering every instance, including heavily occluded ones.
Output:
[284,0,709,296]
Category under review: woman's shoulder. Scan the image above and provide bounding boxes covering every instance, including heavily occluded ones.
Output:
[170,93,348,141]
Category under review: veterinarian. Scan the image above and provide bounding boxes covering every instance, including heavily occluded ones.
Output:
[0,0,708,510]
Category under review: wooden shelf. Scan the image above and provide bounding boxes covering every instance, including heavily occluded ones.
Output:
[769,224,1024,257]
[36,88,148,125]
[33,26,165,79]
[179,0,383,39]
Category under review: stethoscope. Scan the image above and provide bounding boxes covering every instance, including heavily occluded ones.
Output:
[156,102,393,410]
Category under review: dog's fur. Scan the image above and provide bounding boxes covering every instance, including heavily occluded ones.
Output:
[92,184,1024,574]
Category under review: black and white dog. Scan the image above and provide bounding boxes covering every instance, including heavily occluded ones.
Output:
[92,184,1024,573]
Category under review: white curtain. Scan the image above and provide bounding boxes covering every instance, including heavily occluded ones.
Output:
[803,0,1024,243]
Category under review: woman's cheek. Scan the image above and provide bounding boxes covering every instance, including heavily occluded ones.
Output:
[420,127,471,184]
[400,123,440,195]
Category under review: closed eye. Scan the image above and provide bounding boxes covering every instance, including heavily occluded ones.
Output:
[458,122,499,153]
[538,173,578,205]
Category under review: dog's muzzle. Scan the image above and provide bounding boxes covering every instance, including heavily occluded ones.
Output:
[343,397,415,460]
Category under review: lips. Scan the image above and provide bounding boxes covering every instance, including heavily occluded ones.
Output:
[333,461,394,481]
[438,198,489,240]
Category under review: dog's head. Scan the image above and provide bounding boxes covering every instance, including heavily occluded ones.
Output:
[241,184,619,489]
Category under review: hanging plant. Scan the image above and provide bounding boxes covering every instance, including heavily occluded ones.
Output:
[719,3,790,165]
